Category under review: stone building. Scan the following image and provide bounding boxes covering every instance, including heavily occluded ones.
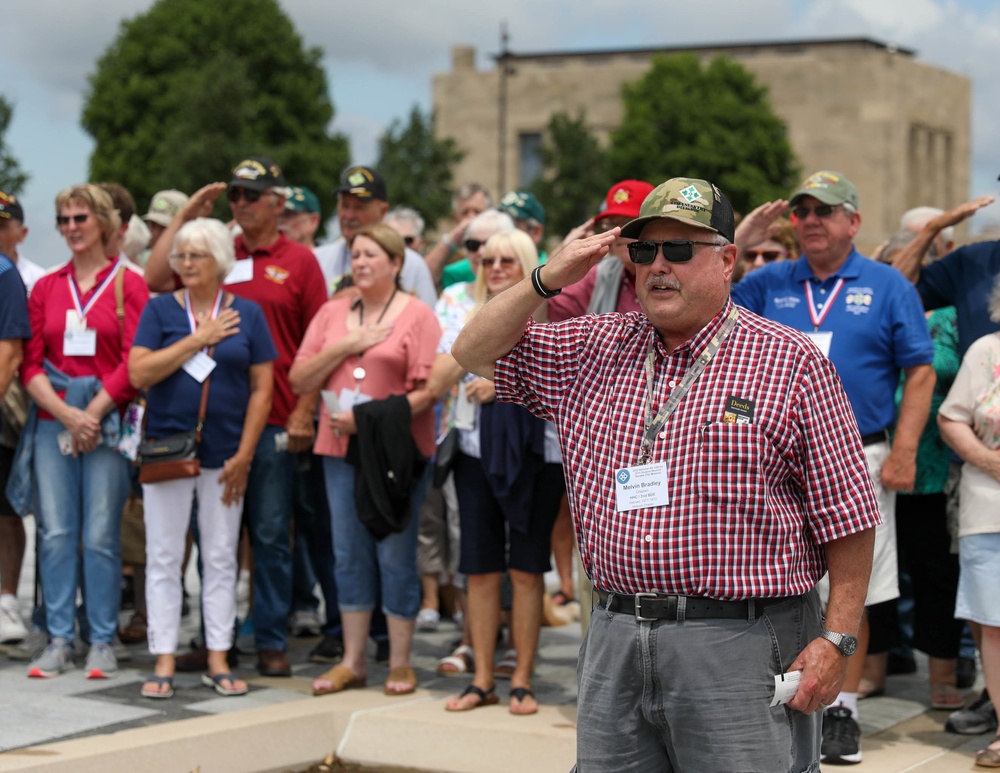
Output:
[433,38,970,251]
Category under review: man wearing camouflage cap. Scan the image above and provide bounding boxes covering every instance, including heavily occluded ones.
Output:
[733,169,935,765]
[453,177,880,771]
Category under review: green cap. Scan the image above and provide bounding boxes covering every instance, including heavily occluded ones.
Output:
[789,170,859,208]
[620,178,735,242]
[498,190,546,225]
[285,186,320,214]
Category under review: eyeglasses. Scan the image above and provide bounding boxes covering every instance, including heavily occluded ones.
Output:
[744,249,785,262]
[56,214,90,226]
[627,239,719,265]
[228,187,267,204]
[169,251,213,263]
[481,256,518,268]
[464,238,484,253]
[791,204,841,220]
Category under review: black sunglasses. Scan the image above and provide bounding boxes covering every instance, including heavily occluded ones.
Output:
[56,214,90,226]
[744,249,785,262]
[228,187,265,204]
[464,238,484,253]
[627,239,719,265]
[792,204,840,220]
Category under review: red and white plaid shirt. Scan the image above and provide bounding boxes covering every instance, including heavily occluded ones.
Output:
[494,298,881,599]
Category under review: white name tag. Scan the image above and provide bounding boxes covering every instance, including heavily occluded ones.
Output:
[182,350,217,383]
[453,381,477,430]
[224,258,254,285]
[614,462,669,512]
[63,329,97,356]
[321,389,340,415]
[65,310,86,332]
[806,331,833,358]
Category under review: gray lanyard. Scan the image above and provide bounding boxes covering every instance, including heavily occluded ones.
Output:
[639,307,740,464]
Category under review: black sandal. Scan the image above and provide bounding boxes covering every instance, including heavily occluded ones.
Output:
[445,683,499,712]
[509,686,538,715]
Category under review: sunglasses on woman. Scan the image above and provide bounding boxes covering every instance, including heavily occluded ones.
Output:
[627,239,719,265]
[56,214,90,226]
[481,256,518,268]
[744,249,786,262]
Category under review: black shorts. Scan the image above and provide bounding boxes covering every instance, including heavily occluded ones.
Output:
[0,443,17,517]
[454,451,565,575]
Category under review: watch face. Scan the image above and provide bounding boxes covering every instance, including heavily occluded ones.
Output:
[841,634,859,656]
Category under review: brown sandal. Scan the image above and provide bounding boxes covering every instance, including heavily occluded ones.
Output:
[976,735,1000,768]
[119,613,147,644]
[312,664,366,696]
[384,666,417,696]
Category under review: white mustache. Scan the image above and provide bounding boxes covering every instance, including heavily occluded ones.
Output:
[644,275,681,291]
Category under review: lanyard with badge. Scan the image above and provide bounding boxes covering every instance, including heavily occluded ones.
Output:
[181,289,222,383]
[803,278,843,358]
[614,306,740,512]
[63,261,121,357]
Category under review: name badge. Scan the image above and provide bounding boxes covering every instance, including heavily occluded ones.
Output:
[63,329,97,357]
[614,462,669,512]
[453,381,477,430]
[182,350,217,383]
[806,331,833,358]
[225,258,254,285]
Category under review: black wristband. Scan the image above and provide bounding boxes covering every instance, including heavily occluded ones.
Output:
[530,266,561,298]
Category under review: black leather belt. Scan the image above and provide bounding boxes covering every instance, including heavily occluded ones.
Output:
[860,429,889,446]
[596,591,791,622]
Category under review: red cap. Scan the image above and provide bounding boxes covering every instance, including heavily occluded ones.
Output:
[595,180,656,222]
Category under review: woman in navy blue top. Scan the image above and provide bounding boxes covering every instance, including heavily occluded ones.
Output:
[129,217,276,699]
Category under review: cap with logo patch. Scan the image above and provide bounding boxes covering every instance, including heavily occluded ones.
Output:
[498,190,546,225]
[285,186,320,214]
[789,170,859,209]
[229,157,286,191]
[620,178,735,243]
[336,166,387,201]
[143,189,189,228]
[595,180,655,222]
[0,191,24,223]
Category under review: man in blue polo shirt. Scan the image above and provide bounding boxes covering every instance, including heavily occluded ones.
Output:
[733,170,935,766]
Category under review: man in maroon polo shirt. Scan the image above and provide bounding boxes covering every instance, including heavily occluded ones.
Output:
[145,157,327,676]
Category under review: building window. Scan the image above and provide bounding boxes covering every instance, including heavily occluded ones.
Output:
[519,132,543,187]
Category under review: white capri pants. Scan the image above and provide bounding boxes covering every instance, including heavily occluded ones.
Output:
[143,469,242,654]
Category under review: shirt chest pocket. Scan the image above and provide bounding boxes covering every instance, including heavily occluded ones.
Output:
[693,422,768,507]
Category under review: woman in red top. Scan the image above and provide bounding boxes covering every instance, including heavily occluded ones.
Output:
[20,184,148,679]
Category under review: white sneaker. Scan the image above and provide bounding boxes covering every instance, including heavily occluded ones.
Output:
[289,610,322,637]
[0,598,28,644]
[415,608,441,632]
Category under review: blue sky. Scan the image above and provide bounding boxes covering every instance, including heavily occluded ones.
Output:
[2,0,999,266]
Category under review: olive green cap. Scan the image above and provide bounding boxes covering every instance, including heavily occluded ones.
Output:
[620,178,735,242]
[789,170,860,208]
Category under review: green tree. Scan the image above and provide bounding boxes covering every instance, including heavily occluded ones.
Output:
[606,54,798,215]
[529,110,610,239]
[375,105,465,227]
[81,0,348,231]
[0,96,28,195]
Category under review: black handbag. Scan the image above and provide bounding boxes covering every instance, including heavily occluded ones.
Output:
[432,427,458,488]
[138,349,213,484]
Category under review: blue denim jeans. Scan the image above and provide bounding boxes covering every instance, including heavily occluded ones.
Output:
[296,451,341,637]
[323,455,430,619]
[33,419,130,644]
[245,425,295,651]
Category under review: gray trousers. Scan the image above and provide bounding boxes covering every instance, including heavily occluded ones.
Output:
[573,590,822,773]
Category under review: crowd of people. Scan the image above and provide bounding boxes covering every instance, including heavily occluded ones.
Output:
[1,157,999,770]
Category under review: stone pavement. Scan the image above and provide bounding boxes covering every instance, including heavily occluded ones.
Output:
[0,518,992,771]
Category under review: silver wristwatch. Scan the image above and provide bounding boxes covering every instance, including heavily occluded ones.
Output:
[820,628,859,657]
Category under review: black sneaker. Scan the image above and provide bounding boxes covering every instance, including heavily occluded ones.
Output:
[946,689,997,735]
[821,706,862,765]
[956,656,977,690]
[308,635,344,664]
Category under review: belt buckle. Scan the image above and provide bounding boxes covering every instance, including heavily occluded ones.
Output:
[633,592,659,622]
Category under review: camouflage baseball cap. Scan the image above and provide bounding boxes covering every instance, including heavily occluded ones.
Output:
[789,170,859,209]
[620,178,735,242]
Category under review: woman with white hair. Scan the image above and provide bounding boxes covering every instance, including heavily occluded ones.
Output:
[129,217,276,699]
[937,276,1000,768]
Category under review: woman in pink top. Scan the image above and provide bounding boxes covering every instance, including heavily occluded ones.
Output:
[290,223,439,697]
